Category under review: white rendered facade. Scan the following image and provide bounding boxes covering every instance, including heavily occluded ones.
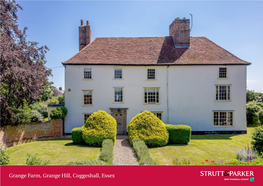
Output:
[64,64,247,133]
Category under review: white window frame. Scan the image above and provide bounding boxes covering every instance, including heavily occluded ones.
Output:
[144,87,160,104]
[114,87,123,103]
[213,111,234,127]
[218,67,227,79]
[147,69,156,80]
[114,68,123,79]
[215,85,231,101]
[83,90,93,106]
[83,113,92,125]
[83,68,92,79]
[152,112,163,121]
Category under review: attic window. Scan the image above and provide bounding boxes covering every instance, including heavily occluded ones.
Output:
[219,68,227,78]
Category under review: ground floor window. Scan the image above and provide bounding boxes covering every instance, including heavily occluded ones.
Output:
[83,113,92,125]
[213,111,233,127]
[152,112,162,120]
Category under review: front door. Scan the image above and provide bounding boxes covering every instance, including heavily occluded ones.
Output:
[111,109,127,135]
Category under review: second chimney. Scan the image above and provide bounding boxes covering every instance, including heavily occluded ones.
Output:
[79,20,91,51]
[169,17,190,48]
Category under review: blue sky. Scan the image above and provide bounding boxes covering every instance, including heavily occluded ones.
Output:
[16,1,263,92]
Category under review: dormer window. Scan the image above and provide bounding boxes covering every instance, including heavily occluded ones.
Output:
[219,68,227,78]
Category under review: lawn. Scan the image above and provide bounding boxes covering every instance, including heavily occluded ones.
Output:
[148,127,256,165]
[6,138,101,165]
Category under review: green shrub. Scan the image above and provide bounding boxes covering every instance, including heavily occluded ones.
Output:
[132,139,157,165]
[58,93,65,104]
[246,103,261,125]
[99,139,114,164]
[258,109,263,125]
[26,154,49,165]
[0,146,9,165]
[251,127,263,155]
[82,110,117,147]
[48,97,59,105]
[13,100,32,125]
[31,110,44,122]
[50,106,68,119]
[72,127,84,144]
[66,160,106,165]
[30,102,44,111]
[38,105,48,118]
[165,124,191,144]
[128,110,168,147]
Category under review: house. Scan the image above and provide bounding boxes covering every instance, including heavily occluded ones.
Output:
[62,18,251,134]
[52,87,64,97]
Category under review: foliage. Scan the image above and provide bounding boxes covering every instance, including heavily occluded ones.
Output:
[25,154,49,165]
[38,105,48,118]
[251,127,263,155]
[172,157,191,165]
[196,158,263,165]
[165,124,191,144]
[58,93,65,104]
[258,110,263,125]
[48,97,59,105]
[236,145,258,162]
[128,110,168,147]
[39,81,55,102]
[71,127,84,144]
[247,90,257,103]
[31,110,44,122]
[13,100,32,125]
[82,110,117,147]
[66,160,106,165]
[246,102,261,125]
[0,0,51,126]
[30,102,44,111]
[50,106,68,119]
[132,139,157,165]
[0,146,9,165]
[44,118,49,122]
[99,139,114,164]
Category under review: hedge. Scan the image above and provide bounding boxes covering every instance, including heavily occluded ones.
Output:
[71,127,84,144]
[99,139,114,164]
[132,139,157,165]
[165,124,191,144]
[50,106,68,119]
[66,160,106,165]
[82,110,117,147]
[128,111,168,147]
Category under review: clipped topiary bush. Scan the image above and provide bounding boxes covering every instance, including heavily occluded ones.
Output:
[128,110,168,147]
[50,106,68,119]
[165,124,191,144]
[99,139,114,164]
[132,139,157,165]
[72,127,84,144]
[82,110,117,147]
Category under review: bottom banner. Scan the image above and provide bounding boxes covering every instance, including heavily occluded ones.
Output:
[1,165,262,186]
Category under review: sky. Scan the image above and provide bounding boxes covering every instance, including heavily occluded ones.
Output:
[16,0,263,92]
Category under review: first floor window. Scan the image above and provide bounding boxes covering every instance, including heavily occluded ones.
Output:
[153,112,162,120]
[144,88,159,104]
[213,111,233,127]
[84,68,92,79]
[84,113,91,124]
[147,69,155,79]
[216,85,231,100]
[114,68,122,79]
[219,68,227,78]
[115,88,123,102]
[84,91,92,105]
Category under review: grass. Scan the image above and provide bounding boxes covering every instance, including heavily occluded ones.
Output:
[148,127,256,165]
[6,138,101,165]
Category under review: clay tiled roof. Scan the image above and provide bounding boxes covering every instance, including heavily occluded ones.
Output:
[62,37,251,65]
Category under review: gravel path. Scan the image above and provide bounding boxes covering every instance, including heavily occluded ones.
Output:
[113,136,139,165]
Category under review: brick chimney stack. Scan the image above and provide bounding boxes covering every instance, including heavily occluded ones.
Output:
[79,20,91,51]
[169,17,190,48]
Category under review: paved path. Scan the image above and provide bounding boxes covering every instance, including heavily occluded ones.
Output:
[113,135,139,165]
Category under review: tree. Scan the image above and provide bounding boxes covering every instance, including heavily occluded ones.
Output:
[0,0,51,126]
[246,90,256,103]
[39,80,55,102]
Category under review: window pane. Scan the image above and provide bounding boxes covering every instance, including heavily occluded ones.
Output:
[147,69,155,79]
[114,69,122,79]
[84,114,91,124]
[84,69,92,79]
[214,112,218,126]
